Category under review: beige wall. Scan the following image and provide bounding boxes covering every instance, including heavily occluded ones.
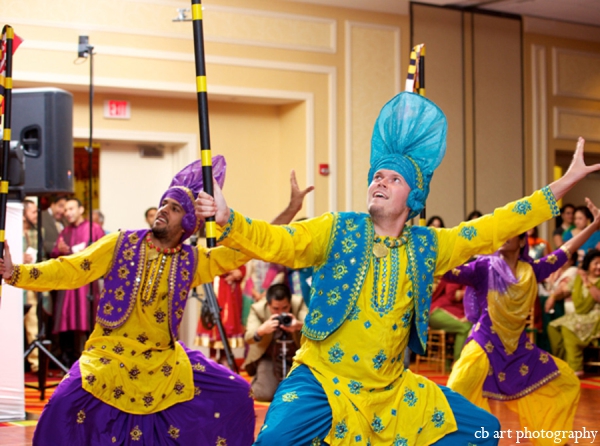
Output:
[412,4,523,226]
[2,0,409,225]
[524,18,600,241]
[4,0,600,234]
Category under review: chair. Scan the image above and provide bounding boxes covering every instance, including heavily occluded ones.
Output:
[414,329,448,374]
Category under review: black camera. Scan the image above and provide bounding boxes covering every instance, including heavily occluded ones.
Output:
[274,312,293,327]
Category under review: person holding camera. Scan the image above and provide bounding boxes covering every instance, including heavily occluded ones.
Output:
[244,283,308,402]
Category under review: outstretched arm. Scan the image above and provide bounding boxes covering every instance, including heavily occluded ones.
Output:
[270,170,314,225]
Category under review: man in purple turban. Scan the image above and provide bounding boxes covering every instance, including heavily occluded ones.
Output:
[0,156,257,445]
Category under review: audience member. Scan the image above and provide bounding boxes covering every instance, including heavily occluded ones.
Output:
[426,215,445,228]
[145,206,157,228]
[553,203,575,248]
[466,209,482,221]
[244,283,307,402]
[548,249,600,377]
[41,195,67,259]
[51,198,105,367]
[527,225,550,260]
[92,209,108,234]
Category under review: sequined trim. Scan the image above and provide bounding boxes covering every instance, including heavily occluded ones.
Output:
[217,208,236,242]
[5,264,22,286]
[541,185,560,217]
[482,369,560,400]
[96,232,145,329]
[559,244,571,260]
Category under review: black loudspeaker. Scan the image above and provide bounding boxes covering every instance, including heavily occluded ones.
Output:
[11,88,74,196]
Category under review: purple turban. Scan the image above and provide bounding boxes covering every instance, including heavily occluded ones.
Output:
[159,155,226,242]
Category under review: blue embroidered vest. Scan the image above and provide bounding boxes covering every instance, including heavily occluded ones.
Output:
[301,212,438,355]
[96,230,198,340]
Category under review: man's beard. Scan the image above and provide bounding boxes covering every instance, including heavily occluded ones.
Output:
[152,226,168,240]
[369,204,407,226]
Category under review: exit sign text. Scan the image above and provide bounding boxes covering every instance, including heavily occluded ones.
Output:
[104,100,131,119]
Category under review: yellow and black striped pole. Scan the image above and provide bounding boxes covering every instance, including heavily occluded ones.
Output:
[191,0,216,248]
[405,44,427,226]
[190,2,238,373]
[0,25,16,306]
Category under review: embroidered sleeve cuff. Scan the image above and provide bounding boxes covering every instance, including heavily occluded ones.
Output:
[541,186,561,218]
[5,264,22,286]
[217,208,236,243]
[559,245,572,260]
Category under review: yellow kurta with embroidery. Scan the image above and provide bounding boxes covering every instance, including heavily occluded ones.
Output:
[215,188,558,444]
[8,232,249,414]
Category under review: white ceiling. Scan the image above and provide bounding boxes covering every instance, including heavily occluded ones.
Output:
[284,0,600,27]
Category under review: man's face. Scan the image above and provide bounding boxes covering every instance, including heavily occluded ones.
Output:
[268,298,291,316]
[23,203,37,225]
[146,208,157,227]
[64,200,84,225]
[51,198,67,221]
[367,169,411,221]
[152,198,185,241]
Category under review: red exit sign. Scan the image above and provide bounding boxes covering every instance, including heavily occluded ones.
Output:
[104,100,131,119]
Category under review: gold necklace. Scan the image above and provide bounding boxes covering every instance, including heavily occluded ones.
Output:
[372,230,409,258]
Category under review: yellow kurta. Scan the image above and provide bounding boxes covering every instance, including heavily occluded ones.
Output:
[8,231,249,414]
[216,188,557,444]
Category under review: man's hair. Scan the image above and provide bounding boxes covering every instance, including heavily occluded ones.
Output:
[145,207,157,218]
[52,195,68,204]
[266,283,292,304]
[23,199,36,208]
[67,197,83,207]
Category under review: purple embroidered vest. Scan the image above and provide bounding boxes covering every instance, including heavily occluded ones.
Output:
[96,229,198,340]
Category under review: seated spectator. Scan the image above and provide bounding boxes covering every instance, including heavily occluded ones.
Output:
[428,278,471,363]
[548,249,600,377]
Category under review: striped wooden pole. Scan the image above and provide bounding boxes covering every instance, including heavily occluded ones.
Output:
[405,44,427,226]
[0,25,16,306]
[191,0,216,248]
[190,2,238,373]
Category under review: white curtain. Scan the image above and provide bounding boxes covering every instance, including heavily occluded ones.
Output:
[0,201,25,422]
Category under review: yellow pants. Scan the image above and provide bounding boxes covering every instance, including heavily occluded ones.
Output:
[447,340,580,446]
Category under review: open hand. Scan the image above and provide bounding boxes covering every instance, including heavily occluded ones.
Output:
[289,170,314,213]
[565,138,600,183]
[586,197,600,229]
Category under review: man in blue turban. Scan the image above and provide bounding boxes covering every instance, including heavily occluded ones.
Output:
[197,92,600,445]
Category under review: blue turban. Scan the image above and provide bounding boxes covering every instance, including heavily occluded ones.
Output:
[368,92,447,219]
[160,156,226,242]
